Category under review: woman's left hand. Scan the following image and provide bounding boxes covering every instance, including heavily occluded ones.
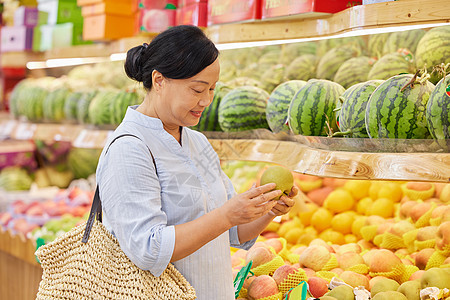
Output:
[269,186,299,216]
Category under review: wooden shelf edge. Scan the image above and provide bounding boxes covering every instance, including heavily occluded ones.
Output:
[210,139,450,183]
[206,0,450,44]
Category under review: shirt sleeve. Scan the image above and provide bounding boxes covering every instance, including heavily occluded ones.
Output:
[220,169,257,250]
[96,136,175,277]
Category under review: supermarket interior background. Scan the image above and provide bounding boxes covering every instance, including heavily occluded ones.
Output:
[0,0,450,299]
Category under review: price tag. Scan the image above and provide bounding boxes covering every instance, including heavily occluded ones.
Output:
[0,120,18,139]
[73,129,112,148]
[233,261,253,298]
[285,281,308,300]
[446,83,450,97]
[13,123,37,140]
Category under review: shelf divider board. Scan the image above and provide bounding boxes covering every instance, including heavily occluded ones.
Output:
[210,139,450,182]
[206,0,450,44]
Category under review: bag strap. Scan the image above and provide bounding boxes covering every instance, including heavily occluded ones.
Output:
[82,133,155,244]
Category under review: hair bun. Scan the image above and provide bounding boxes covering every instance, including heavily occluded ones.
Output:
[124,45,147,83]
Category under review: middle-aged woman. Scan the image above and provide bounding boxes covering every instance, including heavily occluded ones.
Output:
[95,25,298,299]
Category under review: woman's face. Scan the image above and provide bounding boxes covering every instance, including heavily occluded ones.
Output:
[157,58,220,128]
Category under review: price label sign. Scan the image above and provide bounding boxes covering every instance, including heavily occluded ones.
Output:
[13,123,37,140]
[73,129,113,148]
[446,83,450,97]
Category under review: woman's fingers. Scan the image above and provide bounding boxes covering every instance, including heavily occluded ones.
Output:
[244,183,277,198]
[251,190,282,206]
[288,186,299,198]
[279,195,295,207]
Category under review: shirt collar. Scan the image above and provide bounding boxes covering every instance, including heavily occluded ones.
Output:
[123,105,165,130]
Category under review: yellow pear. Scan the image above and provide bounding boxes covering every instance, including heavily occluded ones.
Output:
[372,291,407,300]
[397,280,420,300]
[260,165,293,199]
[324,285,354,300]
[371,277,399,298]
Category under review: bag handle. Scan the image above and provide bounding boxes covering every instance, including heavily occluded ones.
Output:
[82,134,155,244]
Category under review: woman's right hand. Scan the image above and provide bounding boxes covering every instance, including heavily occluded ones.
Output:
[221,183,282,227]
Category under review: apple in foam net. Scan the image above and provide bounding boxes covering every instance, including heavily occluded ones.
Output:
[436,221,450,251]
[415,248,435,270]
[308,276,329,298]
[264,238,283,253]
[339,270,370,289]
[247,275,279,299]
[369,249,402,273]
[338,252,365,270]
[416,226,438,241]
[299,245,331,272]
[410,202,432,223]
[245,246,274,268]
[272,264,298,286]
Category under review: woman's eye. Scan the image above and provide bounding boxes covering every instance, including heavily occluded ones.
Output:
[193,89,203,93]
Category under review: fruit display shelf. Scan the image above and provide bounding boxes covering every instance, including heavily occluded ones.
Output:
[0,119,449,182]
[1,0,449,68]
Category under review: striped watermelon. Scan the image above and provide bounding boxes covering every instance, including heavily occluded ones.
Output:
[316,37,365,57]
[426,74,450,148]
[368,33,391,58]
[382,29,426,55]
[368,52,415,80]
[43,87,71,122]
[110,89,141,125]
[260,64,286,93]
[280,42,317,65]
[191,82,230,131]
[227,77,265,90]
[288,79,345,136]
[365,74,435,139]
[415,25,450,84]
[284,54,318,81]
[266,80,307,133]
[333,56,374,89]
[218,86,270,132]
[317,46,360,80]
[336,80,384,138]
[64,92,84,123]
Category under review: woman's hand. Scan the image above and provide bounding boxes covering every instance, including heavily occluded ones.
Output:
[269,186,299,217]
[222,183,282,227]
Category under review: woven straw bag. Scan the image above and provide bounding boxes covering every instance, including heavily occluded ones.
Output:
[35,134,196,299]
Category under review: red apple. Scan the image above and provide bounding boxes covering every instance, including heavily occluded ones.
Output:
[247,275,279,299]
[308,276,329,297]
[272,264,297,286]
[245,246,274,268]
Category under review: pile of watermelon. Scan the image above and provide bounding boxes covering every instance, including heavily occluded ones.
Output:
[7,25,450,149]
[196,26,449,151]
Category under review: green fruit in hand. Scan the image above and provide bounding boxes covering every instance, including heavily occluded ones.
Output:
[372,291,407,300]
[260,165,294,199]
[397,280,420,300]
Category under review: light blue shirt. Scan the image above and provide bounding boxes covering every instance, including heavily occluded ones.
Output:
[96,106,255,299]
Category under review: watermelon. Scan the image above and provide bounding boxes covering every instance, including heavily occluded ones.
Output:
[24,85,49,122]
[227,77,265,90]
[9,79,31,118]
[43,87,71,122]
[88,89,120,125]
[260,64,286,93]
[191,82,230,131]
[110,90,141,125]
[63,92,84,123]
[426,73,450,147]
[316,37,365,57]
[266,80,307,133]
[280,42,317,65]
[382,29,426,55]
[218,86,270,132]
[368,52,415,80]
[284,54,318,81]
[68,148,102,179]
[415,25,450,84]
[258,50,281,65]
[316,46,360,80]
[365,74,435,139]
[288,79,345,136]
[76,91,97,124]
[219,60,237,83]
[368,33,391,58]
[333,56,374,89]
[336,80,384,138]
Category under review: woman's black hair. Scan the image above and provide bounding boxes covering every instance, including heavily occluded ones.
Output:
[124,25,219,90]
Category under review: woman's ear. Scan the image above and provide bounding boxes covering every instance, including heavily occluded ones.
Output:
[152,70,164,93]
